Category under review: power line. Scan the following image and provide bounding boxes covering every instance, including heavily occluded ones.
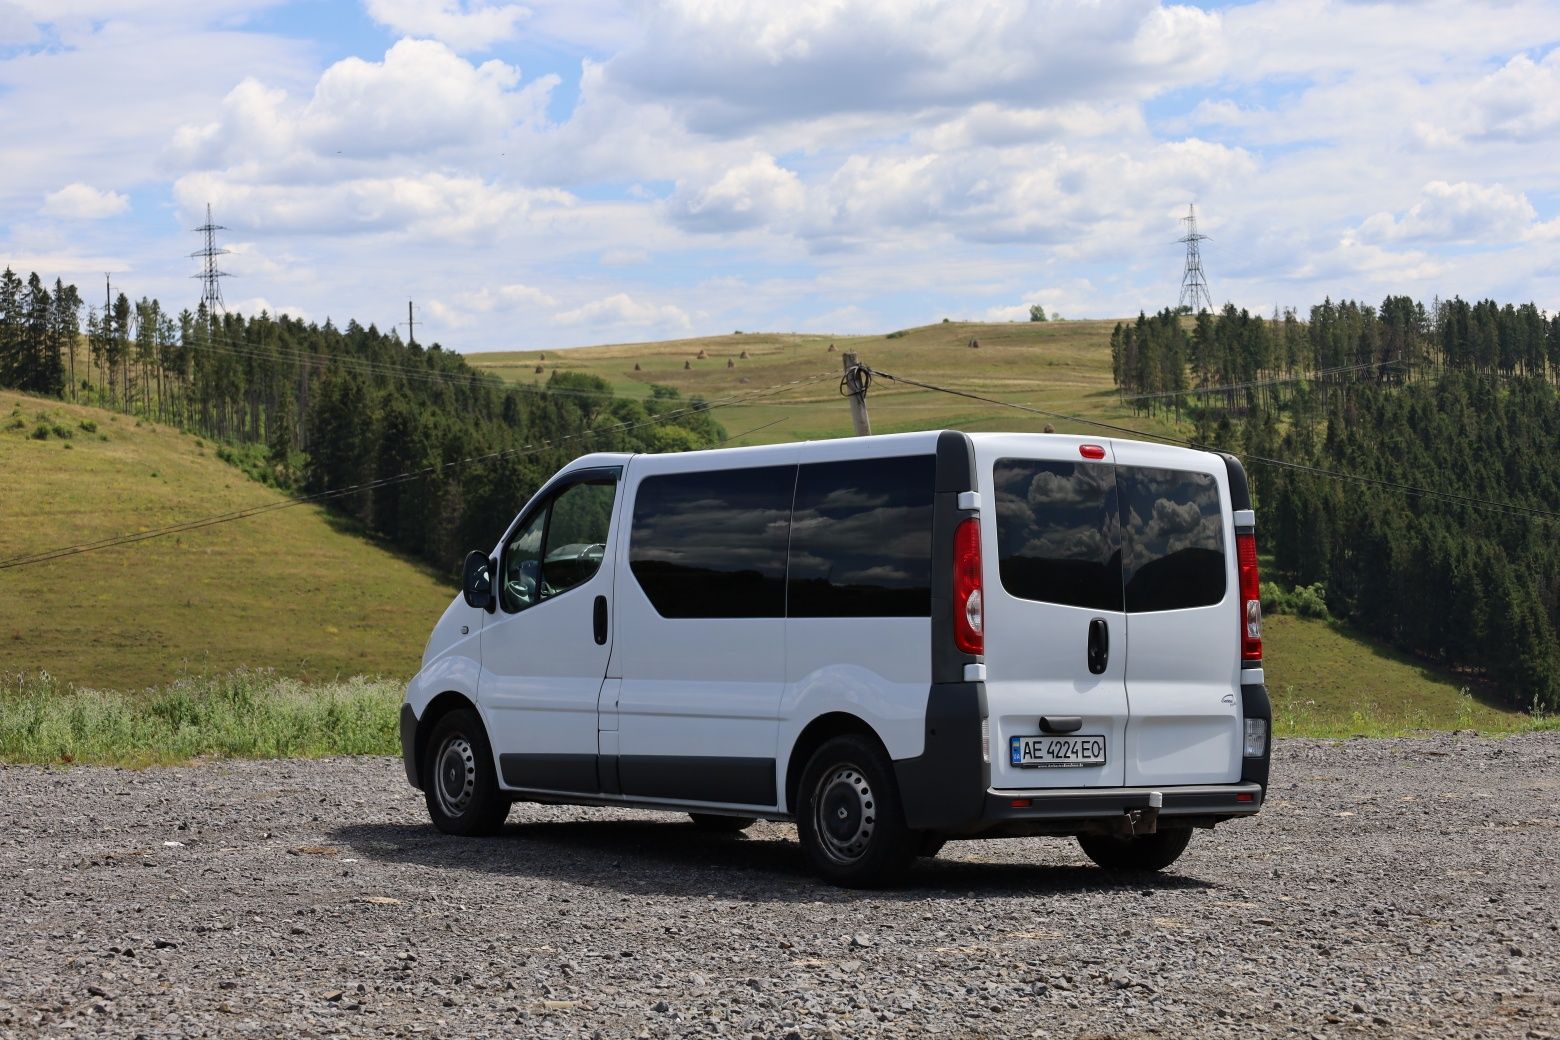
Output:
[0,372,834,571]
[1120,359,1394,403]
[862,366,1560,526]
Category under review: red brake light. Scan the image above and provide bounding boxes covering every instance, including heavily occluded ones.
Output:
[1236,531,1262,661]
[952,516,983,655]
[1079,444,1106,460]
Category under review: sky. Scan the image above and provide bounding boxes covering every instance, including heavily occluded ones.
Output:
[0,0,1557,352]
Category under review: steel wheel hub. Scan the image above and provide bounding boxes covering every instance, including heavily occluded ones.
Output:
[434,735,477,817]
[813,764,875,864]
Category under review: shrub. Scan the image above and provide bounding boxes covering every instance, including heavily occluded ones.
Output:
[4,417,23,431]
[30,423,49,440]
[78,419,97,433]
[1261,580,1331,620]
[51,424,72,440]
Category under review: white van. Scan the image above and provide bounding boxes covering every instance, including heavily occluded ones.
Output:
[401,431,1270,886]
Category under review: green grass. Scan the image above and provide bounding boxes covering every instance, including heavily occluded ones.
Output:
[0,393,455,690]
[0,670,402,766]
[1264,615,1536,737]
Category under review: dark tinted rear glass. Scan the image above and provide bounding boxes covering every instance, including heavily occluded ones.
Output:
[629,465,794,618]
[993,459,1122,612]
[788,455,935,618]
[1119,467,1225,613]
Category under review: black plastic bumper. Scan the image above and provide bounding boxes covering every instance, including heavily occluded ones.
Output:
[400,703,421,789]
[975,781,1264,834]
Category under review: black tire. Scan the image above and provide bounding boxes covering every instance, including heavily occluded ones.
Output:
[796,734,918,888]
[422,708,509,837]
[1077,828,1193,872]
[689,813,756,833]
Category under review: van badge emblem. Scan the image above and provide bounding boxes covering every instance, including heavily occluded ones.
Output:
[1221,693,1235,705]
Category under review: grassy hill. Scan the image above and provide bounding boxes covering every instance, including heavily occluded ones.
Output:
[1,393,454,690]
[478,319,1532,734]
[472,320,1194,447]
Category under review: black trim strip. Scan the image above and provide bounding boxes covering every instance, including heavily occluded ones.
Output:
[619,755,776,806]
[500,753,599,792]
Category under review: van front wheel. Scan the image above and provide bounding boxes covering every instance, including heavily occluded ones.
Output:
[1076,828,1193,872]
[796,735,918,887]
[423,708,509,837]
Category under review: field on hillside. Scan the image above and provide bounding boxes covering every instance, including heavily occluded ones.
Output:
[473,320,1194,447]
[0,393,454,689]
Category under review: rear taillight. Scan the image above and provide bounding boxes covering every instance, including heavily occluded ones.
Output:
[1236,531,1262,661]
[953,516,984,655]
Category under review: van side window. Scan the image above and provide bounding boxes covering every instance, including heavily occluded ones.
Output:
[1119,467,1225,613]
[788,455,935,618]
[993,459,1123,612]
[629,465,794,618]
[500,478,616,613]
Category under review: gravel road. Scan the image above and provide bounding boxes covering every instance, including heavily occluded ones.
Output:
[2,732,1557,1039]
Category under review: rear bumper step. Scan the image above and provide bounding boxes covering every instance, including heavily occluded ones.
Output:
[962,782,1263,837]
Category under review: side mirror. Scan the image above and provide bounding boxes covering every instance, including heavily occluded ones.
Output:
[462,549,495,611]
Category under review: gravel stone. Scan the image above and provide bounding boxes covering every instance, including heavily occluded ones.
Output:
[1,732,1557,1037]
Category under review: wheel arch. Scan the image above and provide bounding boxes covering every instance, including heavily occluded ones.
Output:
[415,690,483,786]
[783,711,886,815]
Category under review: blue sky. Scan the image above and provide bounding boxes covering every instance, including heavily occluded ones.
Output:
[0,0,1557,351]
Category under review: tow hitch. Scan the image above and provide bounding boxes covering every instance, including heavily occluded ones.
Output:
[1118,791,1163,836]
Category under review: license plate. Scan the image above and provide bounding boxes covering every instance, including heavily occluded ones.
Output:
[1010,734,1107,768]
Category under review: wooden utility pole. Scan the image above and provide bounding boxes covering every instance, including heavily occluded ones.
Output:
[842,351,871,436]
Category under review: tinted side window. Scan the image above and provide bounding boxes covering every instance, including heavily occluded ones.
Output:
[788,455,934,618]
[629,465,794,619]
[993,459,1122,612]
[1119,467,1225,613]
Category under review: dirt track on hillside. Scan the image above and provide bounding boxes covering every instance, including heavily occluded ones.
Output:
[2,732,1557,1038]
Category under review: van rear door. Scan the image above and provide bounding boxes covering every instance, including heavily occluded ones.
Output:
[981,437,1128,790]
[1110,441,1242,786]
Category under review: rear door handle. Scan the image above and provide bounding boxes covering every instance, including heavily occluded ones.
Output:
[593,596,608,646]
[1087,617,1109,675]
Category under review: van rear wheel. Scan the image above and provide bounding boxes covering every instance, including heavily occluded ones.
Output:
[423,708,509,837]
[1077,828,1193,872]
[689,813,756,833]
[796,735,918,888]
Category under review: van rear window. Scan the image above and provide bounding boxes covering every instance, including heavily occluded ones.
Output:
[629,465,794,618]
[788,455,934,618]
[1119,467,1225,613]
[993,459,1123,612]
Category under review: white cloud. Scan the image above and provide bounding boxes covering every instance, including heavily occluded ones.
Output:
[667,153,804,233]
[363,0,530,52]
[41,182,129,219]
[553,292,692,335]
[605,0,1222,132]
[1360,181,1538,245]
[1467,48,1560,143]
[172,170,573,238]
[169,39,554,167]
[0,1,39,46]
